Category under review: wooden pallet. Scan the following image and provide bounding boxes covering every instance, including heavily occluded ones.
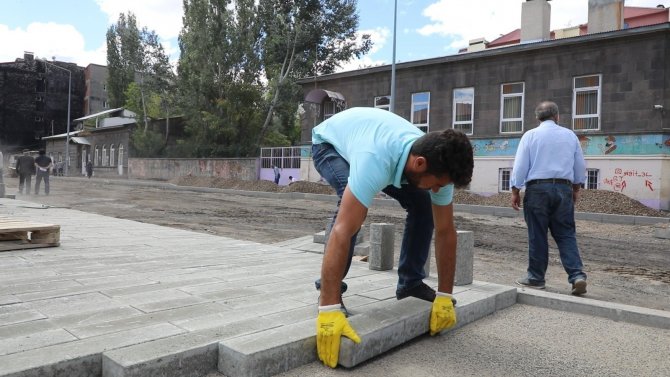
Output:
[0,217,60,252]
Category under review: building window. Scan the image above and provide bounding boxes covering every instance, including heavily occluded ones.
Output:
[573,74,601,131]
[118,144,124,167]
[374,95,391,111]
[586,168,599,189]
[102,100,109,109]
[500,82,524,133]
[323,101,336,119]
[102,145,108,166]
[499,168,512,192]
[411,92,430,133]
[95,146,100,166]
[453,87,474,135]
[110,144,116,166]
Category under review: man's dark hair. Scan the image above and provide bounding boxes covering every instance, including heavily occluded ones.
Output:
[535,101,559,121]
[410,129,474,188]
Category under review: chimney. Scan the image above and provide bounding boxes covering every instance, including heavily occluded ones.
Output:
[467,38,488,52]
[588,0,624,34]
[520,0,551,43]
[24,51,34,63]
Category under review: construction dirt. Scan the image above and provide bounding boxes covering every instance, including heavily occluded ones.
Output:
[8,176,670,312]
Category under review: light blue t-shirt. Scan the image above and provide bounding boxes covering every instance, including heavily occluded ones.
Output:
[312,107,454,208]
[510,120,587,188]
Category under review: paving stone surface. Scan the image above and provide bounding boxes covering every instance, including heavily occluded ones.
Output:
[2,198,668,377]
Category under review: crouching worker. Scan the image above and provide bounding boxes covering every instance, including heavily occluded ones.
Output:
[312,107,474,367]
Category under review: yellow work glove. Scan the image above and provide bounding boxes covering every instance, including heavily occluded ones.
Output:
[430,292,457,336]
[316,305,361,368]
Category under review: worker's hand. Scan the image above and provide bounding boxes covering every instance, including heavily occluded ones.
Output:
[430,292,457,336]
[316,306,361,368]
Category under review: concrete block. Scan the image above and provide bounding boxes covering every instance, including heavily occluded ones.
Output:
[353,242,369,256]
[635,216,669,225]
[102,317,275,377]
[455,230,474,286]
[424,230,473,284]
[317,223,366,246]
[517,289,670,329]
[312,231,326,244]
[653,226,670,239]
[339,297,431,368]
[218,319,315,377]
[368,223,394,271]
[575,212,603,222]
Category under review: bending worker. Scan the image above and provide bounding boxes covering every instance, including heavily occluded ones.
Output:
[312,107,474,368]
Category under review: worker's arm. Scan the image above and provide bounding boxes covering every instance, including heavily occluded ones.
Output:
[430,202,458,335]
[320,185,368,305]
[317,185,365,368]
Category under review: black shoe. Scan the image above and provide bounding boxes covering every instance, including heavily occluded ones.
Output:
[516,277,546,290]
[315,280,349,317]
[396,282,436,302]
[571,279,587,295]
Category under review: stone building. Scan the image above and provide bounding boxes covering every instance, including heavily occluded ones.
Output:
[297,1,670,210]
[0,52,85,151]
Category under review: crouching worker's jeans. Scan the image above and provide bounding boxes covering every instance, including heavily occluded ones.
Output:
[311,143,434,293]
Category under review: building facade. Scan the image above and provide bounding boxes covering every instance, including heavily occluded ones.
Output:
[297,22,670,210]
[0,52,85,151]
[84,64,110,116]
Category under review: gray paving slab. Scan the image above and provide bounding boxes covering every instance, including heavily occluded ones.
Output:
[1,196,668,377]
[517,288,670,329]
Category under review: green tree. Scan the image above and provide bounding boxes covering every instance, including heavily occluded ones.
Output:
[178,0,264,157]
[256,0,372,147]
[106,12,174,132]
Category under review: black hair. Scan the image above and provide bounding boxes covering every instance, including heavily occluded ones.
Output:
[410,129,474,188]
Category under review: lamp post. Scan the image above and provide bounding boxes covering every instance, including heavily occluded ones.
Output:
[40,59,71,175]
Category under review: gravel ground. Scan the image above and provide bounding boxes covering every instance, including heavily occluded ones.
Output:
[171,176,669,218]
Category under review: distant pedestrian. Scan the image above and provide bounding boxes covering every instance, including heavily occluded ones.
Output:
[86,160,93,179]
[288,175,295,183]
[16,150,35,195]
[34,150,53,195]
[510,101,588,295]
[273,165,281,184]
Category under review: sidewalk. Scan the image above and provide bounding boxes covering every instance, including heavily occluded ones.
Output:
[0,197,668,377]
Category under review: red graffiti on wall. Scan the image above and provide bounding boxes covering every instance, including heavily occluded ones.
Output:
[604,168,654,192]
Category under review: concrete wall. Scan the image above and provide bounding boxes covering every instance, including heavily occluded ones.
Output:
[129,158,259,181]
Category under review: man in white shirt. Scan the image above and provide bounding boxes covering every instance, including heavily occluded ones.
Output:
[510,101,587,296]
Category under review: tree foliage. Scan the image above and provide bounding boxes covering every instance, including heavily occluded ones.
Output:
[106,12,174,133]
[176,0,371,157]
[255,0,372,147]
[177,0,264,157]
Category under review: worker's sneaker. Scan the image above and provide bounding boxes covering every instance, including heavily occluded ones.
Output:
[516,277,546,290]
[396,282,436,302]
[571,279,587,296]
[315,280,349,317]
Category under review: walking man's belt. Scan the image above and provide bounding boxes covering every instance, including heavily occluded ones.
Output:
[526,179,572,186]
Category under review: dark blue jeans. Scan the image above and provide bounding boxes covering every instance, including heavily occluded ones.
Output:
[312,143,433,293]
[522,183,586,284]
[35,170,50,195]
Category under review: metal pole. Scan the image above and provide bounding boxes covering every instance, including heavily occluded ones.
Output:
[65,70,71,176]
[41,59,72,175]
[390,0,397,113]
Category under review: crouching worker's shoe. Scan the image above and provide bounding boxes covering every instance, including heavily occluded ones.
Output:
[315,279,350,317]
[396,282,436,302]
[571,279,587,296]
